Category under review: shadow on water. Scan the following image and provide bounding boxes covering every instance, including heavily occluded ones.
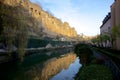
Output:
[0,48,82,80]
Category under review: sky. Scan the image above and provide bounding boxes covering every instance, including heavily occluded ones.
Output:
[30,0,114,36]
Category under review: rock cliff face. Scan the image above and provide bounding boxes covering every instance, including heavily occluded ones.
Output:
[2,0,77,38]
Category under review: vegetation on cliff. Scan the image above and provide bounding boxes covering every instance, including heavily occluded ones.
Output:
[0,0,77,61]
[0,2,35,60]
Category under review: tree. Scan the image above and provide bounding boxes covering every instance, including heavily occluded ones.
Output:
[100,33,111,47]
[112,25,120,41]
[112,24,120,47]
[95,35,101,47]
[91,34,111,48]
[91,35,100,47]
[0,2,35,60]
[91,37,97,45]
[112,24,120,37]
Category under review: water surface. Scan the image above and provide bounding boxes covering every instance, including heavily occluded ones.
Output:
[0,48,81,80]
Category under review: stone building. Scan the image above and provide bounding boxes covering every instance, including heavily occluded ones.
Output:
[100,13,111,34]
[111,0,120,50]
[100,13,112,47]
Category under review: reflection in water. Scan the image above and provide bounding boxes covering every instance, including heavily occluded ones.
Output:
[0,49,81,80]
[24,53,78,80]
[45,51,52,56]
[51,57,81,80]
[41,53,77,80]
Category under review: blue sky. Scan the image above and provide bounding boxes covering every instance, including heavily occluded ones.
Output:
[30,0,114,36]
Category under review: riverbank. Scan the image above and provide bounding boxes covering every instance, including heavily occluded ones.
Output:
[74,43,113,80]
[93,47,120,80]
[0,45,73,64]
[25,45,73,53]
[0,48,78,80]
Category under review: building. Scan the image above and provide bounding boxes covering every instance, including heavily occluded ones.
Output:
[100,12,112,47]
[111,0,120,50]
[100,0,120,50]
[100,13,112,35]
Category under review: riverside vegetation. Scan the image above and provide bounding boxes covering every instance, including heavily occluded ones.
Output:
[0,1,75,62]
[0,2,32,60]
[74,43,113,80]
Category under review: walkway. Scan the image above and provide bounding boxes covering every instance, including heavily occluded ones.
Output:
[92,48,120,80]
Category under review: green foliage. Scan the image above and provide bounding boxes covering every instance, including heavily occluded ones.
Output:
[74,43,93,66]
[74,44,113,80]
[91,38,97,44]
[27,38,49,48]
[76,65,113,80]
[112,24,120,40]
[0,2,35,59]
[100,34,110,42]
[74,43,93,56]
[91,35,101,46]
[27,38,71,48]
[91,34,111,47]
[100,33,111,47]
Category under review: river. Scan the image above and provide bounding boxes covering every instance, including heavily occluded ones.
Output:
[0,48,82,80]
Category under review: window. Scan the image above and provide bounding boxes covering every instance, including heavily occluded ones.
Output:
[35,10,37,13]
[30,8,33,12]
[39,12,41,15]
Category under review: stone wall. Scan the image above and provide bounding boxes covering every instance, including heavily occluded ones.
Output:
[2,0,77,38]
[111,0,120,50]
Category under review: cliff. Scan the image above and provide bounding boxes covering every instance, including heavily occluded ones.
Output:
[1,0,77,38]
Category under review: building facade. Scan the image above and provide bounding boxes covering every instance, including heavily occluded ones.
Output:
[100,13,111,35]
[100,13,112,47]
[100,0,120,50]
[111,0,120,50]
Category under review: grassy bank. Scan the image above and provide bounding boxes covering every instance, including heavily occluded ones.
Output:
[74,43,113,80]
[76,64,112,80]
